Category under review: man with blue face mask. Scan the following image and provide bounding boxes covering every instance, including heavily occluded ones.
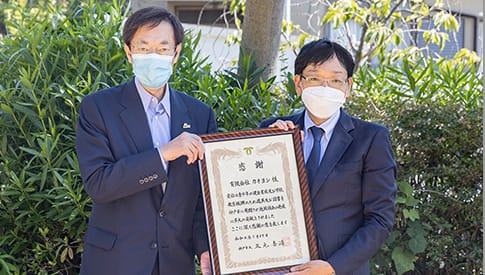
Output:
[76,7,215,275]
[260,39,397,275]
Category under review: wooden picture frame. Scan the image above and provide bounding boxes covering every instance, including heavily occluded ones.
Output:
[199,127,318,275]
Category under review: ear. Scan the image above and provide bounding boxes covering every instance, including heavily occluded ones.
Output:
[124,44,133,64]
[345,77,353,98]
[294,74,303,96]
[172,43,182,65]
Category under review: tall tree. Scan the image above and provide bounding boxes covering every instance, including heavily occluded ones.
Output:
[0,0,8,35]
[319,0,459,72]
[238,0,285,82]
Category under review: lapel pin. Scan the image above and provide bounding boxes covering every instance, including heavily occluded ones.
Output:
[182,122,191,129]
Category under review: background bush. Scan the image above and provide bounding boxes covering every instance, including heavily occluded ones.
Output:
[348,59,482,273]
[0,1,130,274]
[0,1,482,274]
[347,57,482,273]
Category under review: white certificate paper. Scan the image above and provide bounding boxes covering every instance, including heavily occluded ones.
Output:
[199,128,318,275]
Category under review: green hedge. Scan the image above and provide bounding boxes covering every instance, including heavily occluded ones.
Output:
[0,1,482,274]
[349,60,482,274]
[0,1,129,274]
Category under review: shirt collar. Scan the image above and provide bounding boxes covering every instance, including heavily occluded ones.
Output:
[135,78,171,117]
[304,108,340,138]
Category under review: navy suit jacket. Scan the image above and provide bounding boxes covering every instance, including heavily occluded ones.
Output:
[76,80,217,274]
[260,110,396,275]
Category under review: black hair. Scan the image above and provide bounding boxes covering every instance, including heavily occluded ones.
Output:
[294,39,355,78]
[122,6,184,48]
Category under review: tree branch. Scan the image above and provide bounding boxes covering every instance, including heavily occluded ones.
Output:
[280,28,299,57]
[383,0,405,23]
[414,189,461,203]
[354,14,369,72]
[343,21,357,53]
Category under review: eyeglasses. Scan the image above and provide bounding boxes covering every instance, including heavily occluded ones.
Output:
[300,75,348,89]
[130,44,175,56]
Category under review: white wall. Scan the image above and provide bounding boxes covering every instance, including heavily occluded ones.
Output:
[131,0,168,11]
[183,23,299,77]
[139,1,482,73]
[183,24,239,71]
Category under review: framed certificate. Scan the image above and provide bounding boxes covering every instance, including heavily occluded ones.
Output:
[199,127,318,275]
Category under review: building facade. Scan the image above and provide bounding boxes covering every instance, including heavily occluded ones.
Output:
[131,0,483,71]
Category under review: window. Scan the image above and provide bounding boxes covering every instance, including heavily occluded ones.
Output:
[415,13,478,58]
[174,5,241,28]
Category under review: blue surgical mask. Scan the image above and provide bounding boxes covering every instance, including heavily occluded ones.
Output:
[132,53,173,89]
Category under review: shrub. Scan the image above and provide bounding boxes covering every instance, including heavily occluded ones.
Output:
[348,55,482,274]
[0,1,129,273]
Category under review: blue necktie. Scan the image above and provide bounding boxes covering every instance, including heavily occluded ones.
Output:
[306,126,324,188]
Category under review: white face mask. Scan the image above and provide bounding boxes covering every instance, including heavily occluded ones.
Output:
[301,86,346,119]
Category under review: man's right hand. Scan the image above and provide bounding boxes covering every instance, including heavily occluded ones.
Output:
[160,132,205,164]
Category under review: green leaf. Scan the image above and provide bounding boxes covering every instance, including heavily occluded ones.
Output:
[403,208,420,221]
[68,246,74,260]
[60,247,68,263]
[408,234,427,254]
[407,222,427,254]
[407,221,425,238]
[18,146,41,157]
[396,196,407,204]
[405,197,419,207]
[0,104,13,115]
[392,247,415,275]
[398,181,413,197]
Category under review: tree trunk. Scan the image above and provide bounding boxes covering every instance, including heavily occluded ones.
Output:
[238,0,285,82]
[0,0,8,35]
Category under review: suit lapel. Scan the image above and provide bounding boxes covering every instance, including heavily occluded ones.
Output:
[169,88,194,138]
[161,88,194,205]
[310,111,354,198]
[294,112,305,132]
[119,80,153,152]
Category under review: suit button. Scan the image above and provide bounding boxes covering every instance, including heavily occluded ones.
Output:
[159,210,166,217]
[150,242,158,249]
[139,179,144,185]
[153,174,158,179]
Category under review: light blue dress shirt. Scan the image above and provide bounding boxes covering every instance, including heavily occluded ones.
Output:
[303,109,340,165]
[135,79,171,190]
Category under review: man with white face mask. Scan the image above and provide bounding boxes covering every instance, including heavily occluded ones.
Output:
[76,7,214,275]
[260,39,397,275]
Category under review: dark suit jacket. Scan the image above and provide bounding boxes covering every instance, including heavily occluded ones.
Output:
[76,80,217,274]
[260,110,396,275]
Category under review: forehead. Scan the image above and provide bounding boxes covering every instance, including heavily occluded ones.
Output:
[131,21,175,45]
[303,56,347,76]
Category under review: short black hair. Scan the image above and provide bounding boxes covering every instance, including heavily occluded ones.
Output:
[294,39,355,78]
[122,6,184,48]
